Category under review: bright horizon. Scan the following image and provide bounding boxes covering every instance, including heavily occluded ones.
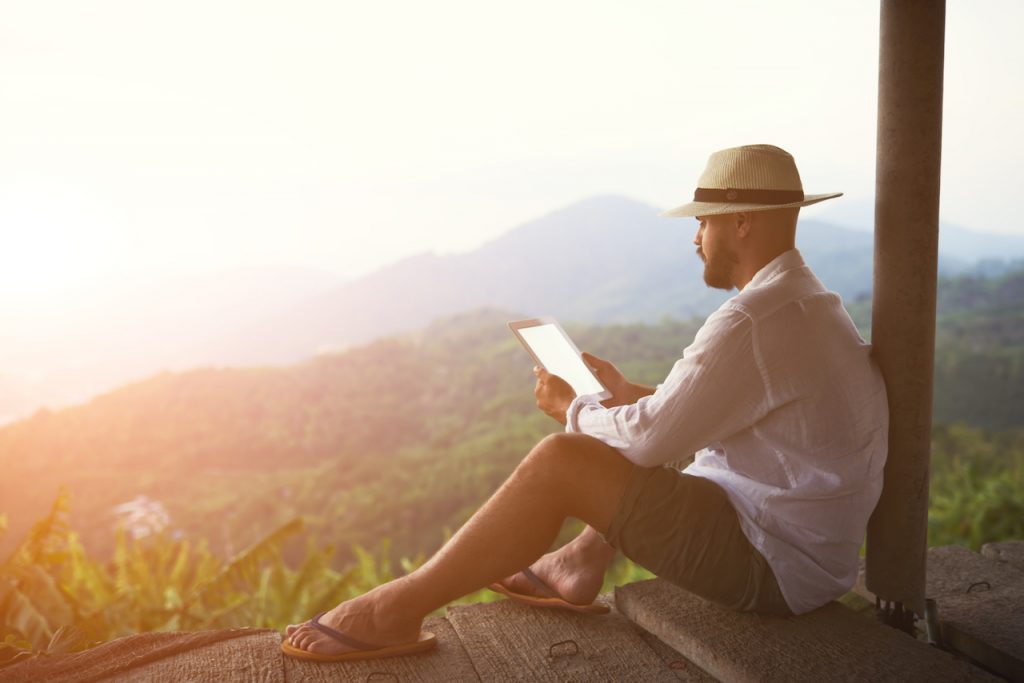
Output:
[3,2,1022,295]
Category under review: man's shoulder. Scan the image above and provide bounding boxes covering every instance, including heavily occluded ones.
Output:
[689,304,755,351]
[730,263,833,321]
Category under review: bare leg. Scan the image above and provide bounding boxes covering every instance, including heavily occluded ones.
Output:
[496,525,616,606]
[287,433,634,655]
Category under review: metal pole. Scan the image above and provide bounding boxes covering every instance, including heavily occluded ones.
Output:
[866,0,946,619]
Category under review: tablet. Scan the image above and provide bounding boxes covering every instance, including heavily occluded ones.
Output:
[508,317,612,400]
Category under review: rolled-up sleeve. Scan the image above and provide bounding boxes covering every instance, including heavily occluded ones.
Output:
[565,307,769,467]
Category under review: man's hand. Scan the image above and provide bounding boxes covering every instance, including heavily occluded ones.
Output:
[533,366,575,425]
[581,351,655,408]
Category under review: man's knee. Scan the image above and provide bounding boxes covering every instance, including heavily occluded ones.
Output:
[522,433,635,530]
[528,432,602,464]
[524,433,631,483]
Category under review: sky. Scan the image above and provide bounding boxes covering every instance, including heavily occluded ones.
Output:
[1,0,1022,302]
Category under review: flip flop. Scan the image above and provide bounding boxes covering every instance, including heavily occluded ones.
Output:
[281,612,436,663]
[488,568,610,614]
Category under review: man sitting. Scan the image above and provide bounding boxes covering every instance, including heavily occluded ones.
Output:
[283,144,889,662]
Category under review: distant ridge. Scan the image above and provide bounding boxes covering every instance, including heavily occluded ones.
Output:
[190,195,877,366]
[815,197,1024,264]
[4,193,1022,420]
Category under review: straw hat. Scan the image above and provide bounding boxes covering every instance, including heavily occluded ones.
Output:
[660,144,842,218]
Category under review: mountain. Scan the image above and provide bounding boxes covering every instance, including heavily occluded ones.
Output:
[4,194,1022,422]
[814,197,1024,266]
[195,195,879,366]
[200,194,1024,369]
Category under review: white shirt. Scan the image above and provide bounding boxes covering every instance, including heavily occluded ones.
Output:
[566,249,888,615]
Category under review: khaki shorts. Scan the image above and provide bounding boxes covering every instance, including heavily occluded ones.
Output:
[605,464,793,617]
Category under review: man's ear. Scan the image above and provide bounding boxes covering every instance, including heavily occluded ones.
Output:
[735,212,752,238]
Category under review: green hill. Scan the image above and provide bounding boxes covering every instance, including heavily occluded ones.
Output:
[0,308,703,562]
[1,268,1022,566]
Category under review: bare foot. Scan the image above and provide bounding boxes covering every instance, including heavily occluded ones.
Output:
[284,582,424,656]
[497,531,614,606]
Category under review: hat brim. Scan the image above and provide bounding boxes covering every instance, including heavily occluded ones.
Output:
[659,192,843,218]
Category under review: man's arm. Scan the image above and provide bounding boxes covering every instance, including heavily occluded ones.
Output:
[567,309,770,468]
[603,383,656,408]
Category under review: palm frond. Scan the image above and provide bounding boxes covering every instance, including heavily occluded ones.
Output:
[188,518,303,613]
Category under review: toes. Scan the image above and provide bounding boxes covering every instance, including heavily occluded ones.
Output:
[287,626,340,656]
[287,625,312,648]
[291,631,313,651]
[291,631,339,655]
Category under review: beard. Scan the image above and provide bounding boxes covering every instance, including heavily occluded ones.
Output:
[699,245,739,290]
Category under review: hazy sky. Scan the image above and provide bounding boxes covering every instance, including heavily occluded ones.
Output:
[2,0,1021,298]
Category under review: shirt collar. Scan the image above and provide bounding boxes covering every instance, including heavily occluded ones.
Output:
[743,248,805,291]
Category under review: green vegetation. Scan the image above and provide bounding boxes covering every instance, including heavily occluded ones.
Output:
[847,267,1024,429]
[928,424,1024,548]
[0,490,651,665]
[1,267,1022,659]
[932,270,1024,430]
[0,311,700,566]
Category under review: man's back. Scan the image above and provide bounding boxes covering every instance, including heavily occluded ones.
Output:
[685,249,888,614]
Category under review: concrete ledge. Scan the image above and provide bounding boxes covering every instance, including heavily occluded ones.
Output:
[446,594,693,681]
[615,579,998,683]
[0,628,281,683]
[981,540,1024,574]
[928,545,1024,682]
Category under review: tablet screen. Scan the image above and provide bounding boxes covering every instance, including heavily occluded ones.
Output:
[509,318,610,399]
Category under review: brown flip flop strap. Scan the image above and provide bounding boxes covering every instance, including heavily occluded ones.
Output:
[308,611,383,651]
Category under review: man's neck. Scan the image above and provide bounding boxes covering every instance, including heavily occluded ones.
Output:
[734,244,796,290]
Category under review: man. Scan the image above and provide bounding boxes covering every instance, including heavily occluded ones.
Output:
[282,144,889,662]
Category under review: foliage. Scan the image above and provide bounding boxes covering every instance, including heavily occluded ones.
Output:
[846,268,1024,429]
[2,265,1023,561]
[5,416,1020,663]
[0,492,436,665]
[0,491,76,666]
[928,424,1024,549]
[0,269,1023,658]
[0,490,653,663]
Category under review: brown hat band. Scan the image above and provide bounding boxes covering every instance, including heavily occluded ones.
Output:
[693,187,805,204]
